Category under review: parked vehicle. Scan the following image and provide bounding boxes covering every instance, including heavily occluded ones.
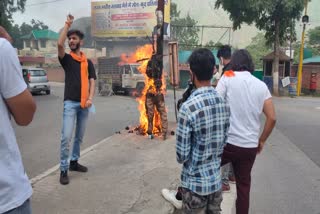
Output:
[97,56,145,96]
[22,67,51,95]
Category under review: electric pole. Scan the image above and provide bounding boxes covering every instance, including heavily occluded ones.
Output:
[297,0,309,96]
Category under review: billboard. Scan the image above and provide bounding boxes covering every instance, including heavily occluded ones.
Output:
[91,0,170,38]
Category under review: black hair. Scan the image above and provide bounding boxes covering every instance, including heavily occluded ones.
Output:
[67,29,84,40]
[188,48,215,81]
[217,45,231,59]
[230,49,255,72]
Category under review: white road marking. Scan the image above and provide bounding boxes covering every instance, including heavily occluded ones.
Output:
[30,135,112,185]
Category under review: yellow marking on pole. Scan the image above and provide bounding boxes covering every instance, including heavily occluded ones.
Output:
[297,0,309,96]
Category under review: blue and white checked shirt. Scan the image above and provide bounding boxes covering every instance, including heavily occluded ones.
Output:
[176,86,230,196]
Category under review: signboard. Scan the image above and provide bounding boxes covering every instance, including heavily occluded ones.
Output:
[282,76,290,87]
[91,0,170,38]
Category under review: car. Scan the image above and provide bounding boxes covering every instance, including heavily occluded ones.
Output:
[22,67,51,95]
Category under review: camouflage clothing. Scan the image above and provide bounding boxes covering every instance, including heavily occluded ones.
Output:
[145,93,168,137]
[181,188,222,214]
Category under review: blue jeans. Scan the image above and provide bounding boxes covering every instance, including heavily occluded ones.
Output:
[4,199,31,214]
[60,101,89,171]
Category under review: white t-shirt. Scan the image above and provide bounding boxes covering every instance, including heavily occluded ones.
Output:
[0,38,32,213]
[216,71,272,148]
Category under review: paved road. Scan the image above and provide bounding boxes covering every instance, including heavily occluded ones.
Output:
[14,84,320,183]
[14,84,180,178]
[273,96,320,167]
[27,90,320,214]
[14,84,137,178]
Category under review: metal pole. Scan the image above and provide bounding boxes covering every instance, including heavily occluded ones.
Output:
[228,28,231,45]
[173,62,178,122]
[289,21,293,60]
[297,0,308,96]
[201,26,204,47]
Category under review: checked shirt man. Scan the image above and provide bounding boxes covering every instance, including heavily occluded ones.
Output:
[176,48,230,214]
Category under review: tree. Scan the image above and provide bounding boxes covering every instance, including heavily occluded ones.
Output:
[215,0,306,95]
[0,0,27,30]
[308,26,320,50]
[204,40,223,49]
[9,19,49,49]
[290,26,320,64]
[246,33,273,69]
[10,24,22,48]
[170,3,200,50]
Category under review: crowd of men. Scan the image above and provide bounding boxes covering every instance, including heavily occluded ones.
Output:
[0,14,276,214]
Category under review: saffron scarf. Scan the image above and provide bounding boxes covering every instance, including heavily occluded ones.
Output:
[224,70,235,77]
[70,51,89,108]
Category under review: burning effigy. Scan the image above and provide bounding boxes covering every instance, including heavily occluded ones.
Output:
[120,43,168,140]
[121,9,168,140]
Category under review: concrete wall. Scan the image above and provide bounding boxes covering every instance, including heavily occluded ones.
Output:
[45,67,65,83]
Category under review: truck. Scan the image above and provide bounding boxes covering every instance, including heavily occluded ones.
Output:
[97,56,145,96]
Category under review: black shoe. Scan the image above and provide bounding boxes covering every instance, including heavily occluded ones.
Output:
[69,160,88,172]
[60,170,69,185]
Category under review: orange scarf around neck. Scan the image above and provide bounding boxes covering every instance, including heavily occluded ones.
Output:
[224,70,235,77]
[70,51,89,108]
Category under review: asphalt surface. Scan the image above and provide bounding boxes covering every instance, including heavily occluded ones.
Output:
[14,84,181,178]
[273,96,320,167]
[14,84,139,178]
[13,84,320,192]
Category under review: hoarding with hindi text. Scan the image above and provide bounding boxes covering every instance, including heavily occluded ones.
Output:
[91,0,170,38]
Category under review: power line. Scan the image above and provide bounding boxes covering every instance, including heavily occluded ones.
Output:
[26,0,65,7]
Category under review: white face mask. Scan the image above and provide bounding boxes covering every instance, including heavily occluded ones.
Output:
[220,57,224,66]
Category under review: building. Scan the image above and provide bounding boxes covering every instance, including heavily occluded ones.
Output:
[292,56,320,94]
[20,29,59,55]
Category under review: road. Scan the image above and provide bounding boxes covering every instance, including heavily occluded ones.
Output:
[12,84,320,213]
[273,96,320,167]
[14,83,180,178]
[15,84,320,178]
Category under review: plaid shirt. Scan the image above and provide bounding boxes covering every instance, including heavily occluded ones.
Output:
[176,86,230,196]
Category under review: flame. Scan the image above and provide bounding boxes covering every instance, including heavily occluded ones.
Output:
[121,44,166,135]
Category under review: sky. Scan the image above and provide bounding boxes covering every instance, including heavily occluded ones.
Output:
[12,0,255,47]
[12,0,320,48]
[13,0,93,32]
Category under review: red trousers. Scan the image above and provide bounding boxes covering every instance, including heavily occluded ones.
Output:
[221,143,258,214]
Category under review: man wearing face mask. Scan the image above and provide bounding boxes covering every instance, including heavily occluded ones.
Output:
[216,45,235,192]
[175,48,230,213]
[217,45,232,76]
[57,14,96,185]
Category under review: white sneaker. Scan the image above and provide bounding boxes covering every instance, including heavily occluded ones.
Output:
[161,188,182,209]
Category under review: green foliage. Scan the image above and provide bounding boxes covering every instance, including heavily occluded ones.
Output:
[0,0,27,29]
[293,42,320,64]
[292,26,320,64]
[8,19,49,49]
[308,26,320,48]
[10,24,22,48]
[204,40,223,49]
[215,0,305,46]
[170,3,199,50]
[170,2,180,20]
[246,33,272,69]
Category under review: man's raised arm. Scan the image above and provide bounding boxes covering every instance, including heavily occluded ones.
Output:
[57,14,74,59]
